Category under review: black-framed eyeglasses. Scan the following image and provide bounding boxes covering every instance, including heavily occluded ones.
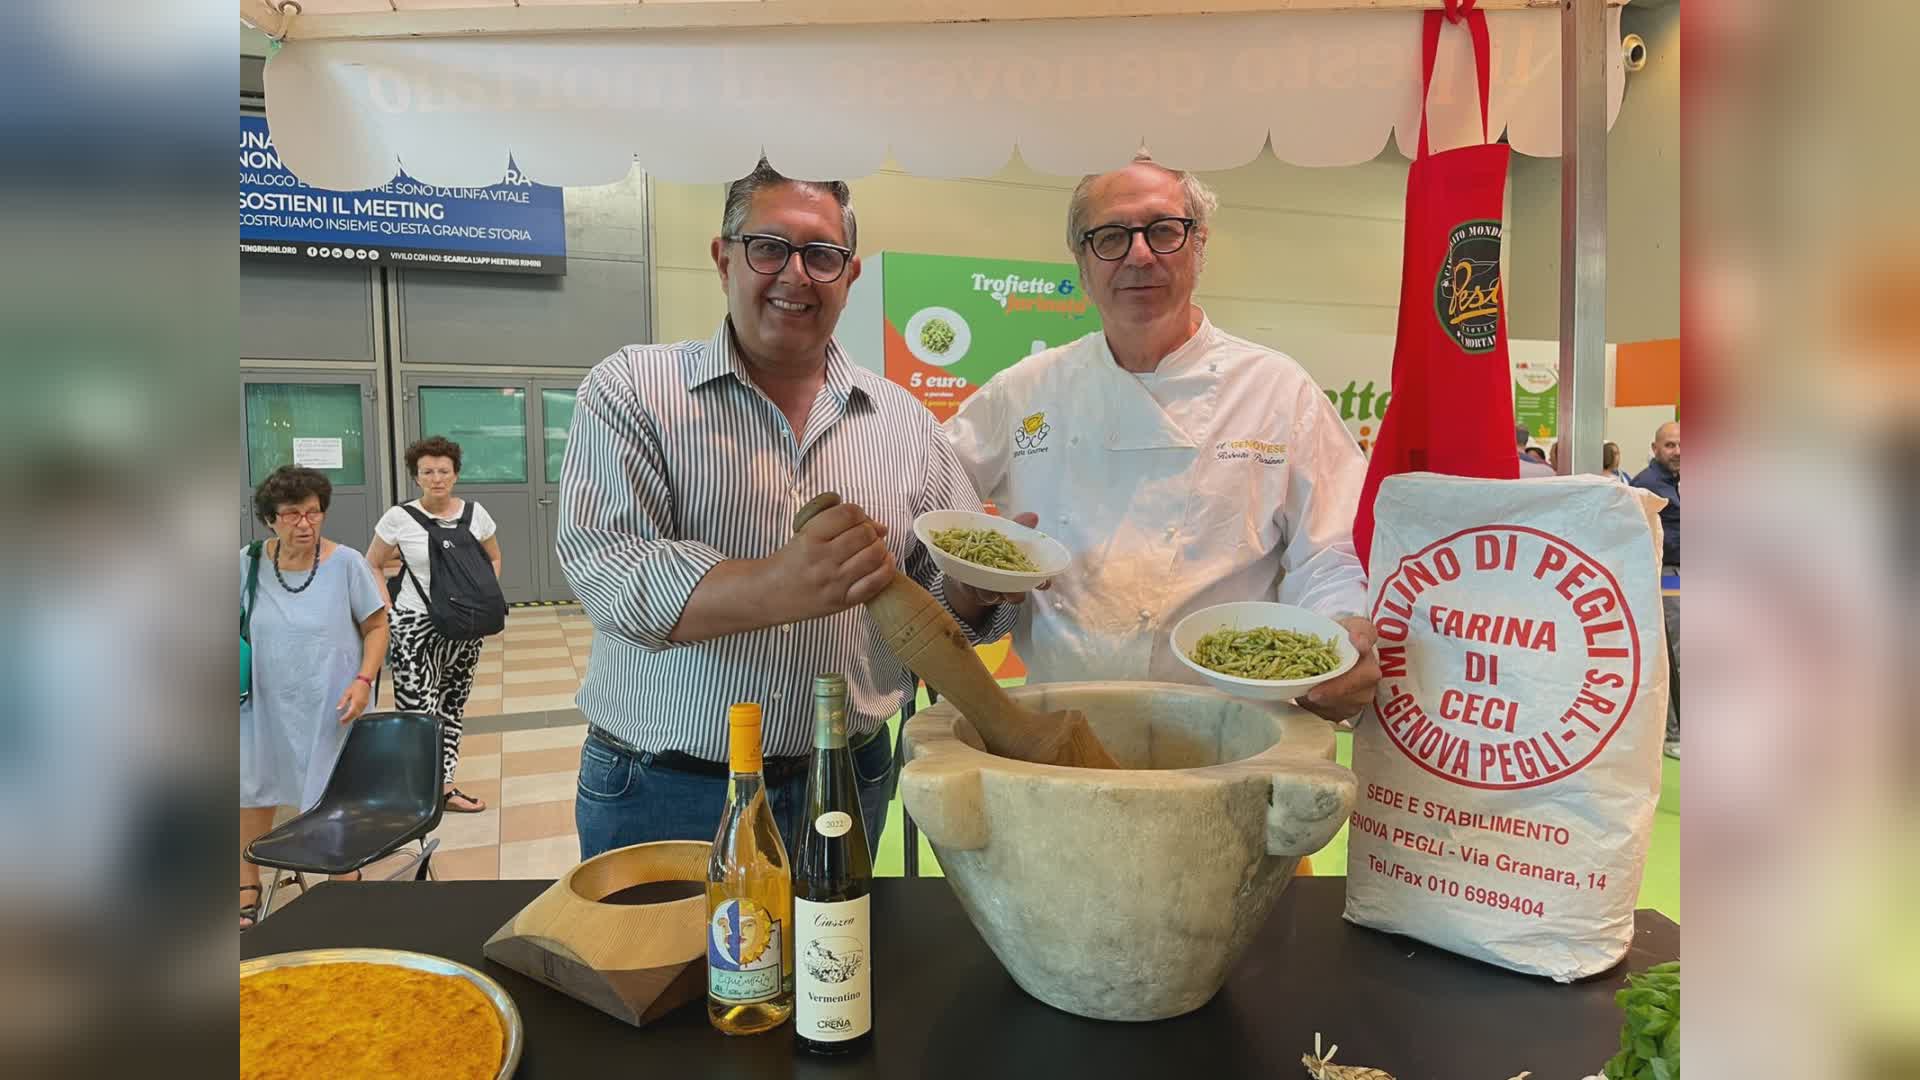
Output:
[725,233,854,283]
[1079,217,1196,262]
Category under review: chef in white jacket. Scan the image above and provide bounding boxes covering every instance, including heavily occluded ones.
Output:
[946,155,1382,722]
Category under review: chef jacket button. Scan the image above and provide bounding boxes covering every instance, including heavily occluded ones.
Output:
[773,692,784,701]
[782,624,793,634]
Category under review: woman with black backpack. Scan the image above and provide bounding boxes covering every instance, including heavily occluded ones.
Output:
[366,436,508,813]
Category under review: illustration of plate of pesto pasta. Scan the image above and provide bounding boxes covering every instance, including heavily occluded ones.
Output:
[1170,602,1360,702]
[903,306,972,367]
[913,509,1070,594]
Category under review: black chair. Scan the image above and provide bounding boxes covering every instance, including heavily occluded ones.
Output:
[246,711,448,920]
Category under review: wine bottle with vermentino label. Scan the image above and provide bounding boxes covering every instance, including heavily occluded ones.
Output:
[792,674,873,1054]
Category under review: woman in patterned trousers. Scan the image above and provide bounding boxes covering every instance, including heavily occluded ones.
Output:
[365,436,503,813]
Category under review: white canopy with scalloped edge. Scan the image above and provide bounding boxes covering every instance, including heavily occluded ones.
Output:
[250,0,1625,189]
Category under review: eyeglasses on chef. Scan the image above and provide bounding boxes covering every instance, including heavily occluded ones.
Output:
[1079,217,1196,262]
[725,233,854,284]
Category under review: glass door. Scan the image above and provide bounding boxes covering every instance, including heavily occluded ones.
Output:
[241,373,379,550]
[403,377,538,605]
[533,381,580,603]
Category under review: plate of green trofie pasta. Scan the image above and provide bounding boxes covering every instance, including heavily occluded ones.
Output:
[914,509,1070,594]
[1170,602,1360,702]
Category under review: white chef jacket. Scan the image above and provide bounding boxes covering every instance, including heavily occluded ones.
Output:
[945,312,1370,684]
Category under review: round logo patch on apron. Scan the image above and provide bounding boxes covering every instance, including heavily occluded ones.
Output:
[1433,219,1503,354]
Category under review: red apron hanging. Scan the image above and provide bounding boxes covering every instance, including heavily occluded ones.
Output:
[1354,0,1517,573]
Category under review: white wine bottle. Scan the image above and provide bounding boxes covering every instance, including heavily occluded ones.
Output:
[792,674,874,1054]
[706,703,794,1035]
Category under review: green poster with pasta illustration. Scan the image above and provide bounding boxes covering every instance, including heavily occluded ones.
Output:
[877,253,1102,423]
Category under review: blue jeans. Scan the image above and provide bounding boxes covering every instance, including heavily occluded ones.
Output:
[575,728,898,863]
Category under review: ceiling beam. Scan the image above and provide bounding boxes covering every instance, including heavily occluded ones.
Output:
[261,0,1630,44]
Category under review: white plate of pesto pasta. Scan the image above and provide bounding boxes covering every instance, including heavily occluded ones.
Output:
[1170,602,1359,702]
[914,509,1070,594]
[903,306,971,367]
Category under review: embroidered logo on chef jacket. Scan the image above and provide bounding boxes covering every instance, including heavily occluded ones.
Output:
[1435,219,1503,354]
[1214,438,1287,465]
[1013,411,1051,457]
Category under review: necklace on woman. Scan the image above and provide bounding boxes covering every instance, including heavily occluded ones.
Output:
[271,539,323,594]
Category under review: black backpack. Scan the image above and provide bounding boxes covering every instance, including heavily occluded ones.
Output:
[397,502,508,641]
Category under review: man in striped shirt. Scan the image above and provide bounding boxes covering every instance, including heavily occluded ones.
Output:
[559,161,1021,860]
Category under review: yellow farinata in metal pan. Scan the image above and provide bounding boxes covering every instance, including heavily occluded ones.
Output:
[930,526,1040,573]
[1189,626,1342,681]
[241,960,505,1080]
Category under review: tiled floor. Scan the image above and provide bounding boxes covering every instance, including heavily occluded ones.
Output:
[441,725,587,880]
[374,605,594,719]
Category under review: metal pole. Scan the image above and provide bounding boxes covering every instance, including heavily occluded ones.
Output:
[900,681,922,878]
[1557,0,1608,475]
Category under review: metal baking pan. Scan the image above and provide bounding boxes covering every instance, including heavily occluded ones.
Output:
[241,947,523,1079]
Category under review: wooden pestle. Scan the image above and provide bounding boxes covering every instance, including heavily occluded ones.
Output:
[793,493,1120,770]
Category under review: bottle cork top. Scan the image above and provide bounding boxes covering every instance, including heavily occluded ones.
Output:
[812,674,849,749]
[727,703,763,774]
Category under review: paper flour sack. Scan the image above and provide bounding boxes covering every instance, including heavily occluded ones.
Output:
[1343,474,1669,981]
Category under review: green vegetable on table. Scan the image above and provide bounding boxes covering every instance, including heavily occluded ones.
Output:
[1601,961,1679,1080]
[930,526,1039,572]
[920,317,957,354]
[1189,626,1342,681]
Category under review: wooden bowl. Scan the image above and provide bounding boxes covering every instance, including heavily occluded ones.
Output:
[483,840,709,1027]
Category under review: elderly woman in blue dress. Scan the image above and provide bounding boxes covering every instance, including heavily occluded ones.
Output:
[240,466,389,930]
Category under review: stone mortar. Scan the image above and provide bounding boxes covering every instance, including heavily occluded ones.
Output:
[900,681,1356,1022]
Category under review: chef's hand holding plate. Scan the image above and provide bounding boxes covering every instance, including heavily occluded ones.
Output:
[945,511,1053,608]
[1300,616,1381,724]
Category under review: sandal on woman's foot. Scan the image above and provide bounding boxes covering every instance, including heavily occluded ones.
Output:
[240,884,262,931]
[444,788,486,814]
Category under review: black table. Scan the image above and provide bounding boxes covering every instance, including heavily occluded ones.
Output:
[243,878,1676,1079]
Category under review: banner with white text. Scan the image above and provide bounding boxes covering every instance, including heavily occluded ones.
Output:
[240,114,566,275]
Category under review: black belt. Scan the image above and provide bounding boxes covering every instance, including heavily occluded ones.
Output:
[588,725,882,782]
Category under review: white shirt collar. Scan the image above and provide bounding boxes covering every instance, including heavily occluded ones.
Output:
[1100,307,1216,381]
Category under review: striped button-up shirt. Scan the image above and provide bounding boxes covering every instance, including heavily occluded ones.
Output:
[558,321,1018,760]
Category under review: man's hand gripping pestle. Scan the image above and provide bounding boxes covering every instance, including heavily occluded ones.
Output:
[793,492,1121,770]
